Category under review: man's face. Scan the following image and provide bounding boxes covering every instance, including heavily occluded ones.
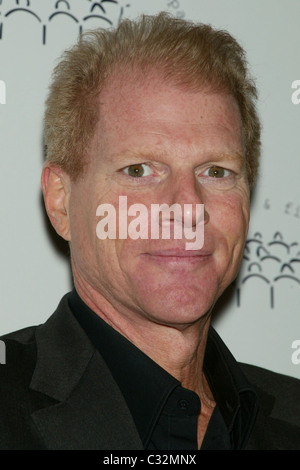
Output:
[67,74,250,329]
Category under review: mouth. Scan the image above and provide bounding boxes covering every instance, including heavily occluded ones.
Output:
[142,248,212,264]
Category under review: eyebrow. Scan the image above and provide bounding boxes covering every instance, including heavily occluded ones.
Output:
[210,152,245,164]
[109,149,168,164]
[109,149,245,165]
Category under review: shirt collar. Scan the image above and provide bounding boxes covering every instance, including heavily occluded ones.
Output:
[69,288,258,449]
[204,327,258,448]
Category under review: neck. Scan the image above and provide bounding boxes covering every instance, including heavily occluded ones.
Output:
[74,275,213,398]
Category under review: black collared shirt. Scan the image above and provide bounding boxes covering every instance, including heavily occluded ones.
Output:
[69,289,257,450]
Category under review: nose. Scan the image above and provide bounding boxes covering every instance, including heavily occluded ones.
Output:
[165,172,209,227]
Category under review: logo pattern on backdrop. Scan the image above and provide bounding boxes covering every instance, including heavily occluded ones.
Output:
[237,232,300,308]
[0,0,131,43]
[0,1,189,44]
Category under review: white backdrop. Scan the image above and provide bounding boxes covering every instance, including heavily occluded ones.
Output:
[0,0,299,379]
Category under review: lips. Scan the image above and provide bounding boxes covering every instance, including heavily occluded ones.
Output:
[141,248,212,267]
[145,249,211,257]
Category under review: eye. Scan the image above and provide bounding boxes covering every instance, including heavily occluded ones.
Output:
[123,163,153,177]
[204,166,231,178]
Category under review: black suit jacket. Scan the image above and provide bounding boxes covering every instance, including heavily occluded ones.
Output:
[1,294,300,450]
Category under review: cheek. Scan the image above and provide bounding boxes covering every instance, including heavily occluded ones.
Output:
[70,202,94,243]
[208,192,249,237]
[69,188,102,270]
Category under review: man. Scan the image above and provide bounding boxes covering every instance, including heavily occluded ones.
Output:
[0,13,299,450]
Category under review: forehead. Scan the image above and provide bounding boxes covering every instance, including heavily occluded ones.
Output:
[92,72,243,158]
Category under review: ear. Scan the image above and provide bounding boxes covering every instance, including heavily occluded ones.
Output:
[41,163,71,241]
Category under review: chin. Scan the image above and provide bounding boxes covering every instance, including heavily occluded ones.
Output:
[134,282,217,328]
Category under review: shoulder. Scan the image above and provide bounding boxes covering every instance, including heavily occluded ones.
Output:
[0,325,38,383]
[0,326,50,449]
[240,362,300,424]
[0,295,74,449]
[0,292,74,389]
[240,363,300,449]
[1,322,38,344]
[240,361,300,390]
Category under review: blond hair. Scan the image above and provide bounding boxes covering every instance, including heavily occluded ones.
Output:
[44,12,261,188]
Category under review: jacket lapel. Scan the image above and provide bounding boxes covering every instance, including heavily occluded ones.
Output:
[29,294,143,450]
